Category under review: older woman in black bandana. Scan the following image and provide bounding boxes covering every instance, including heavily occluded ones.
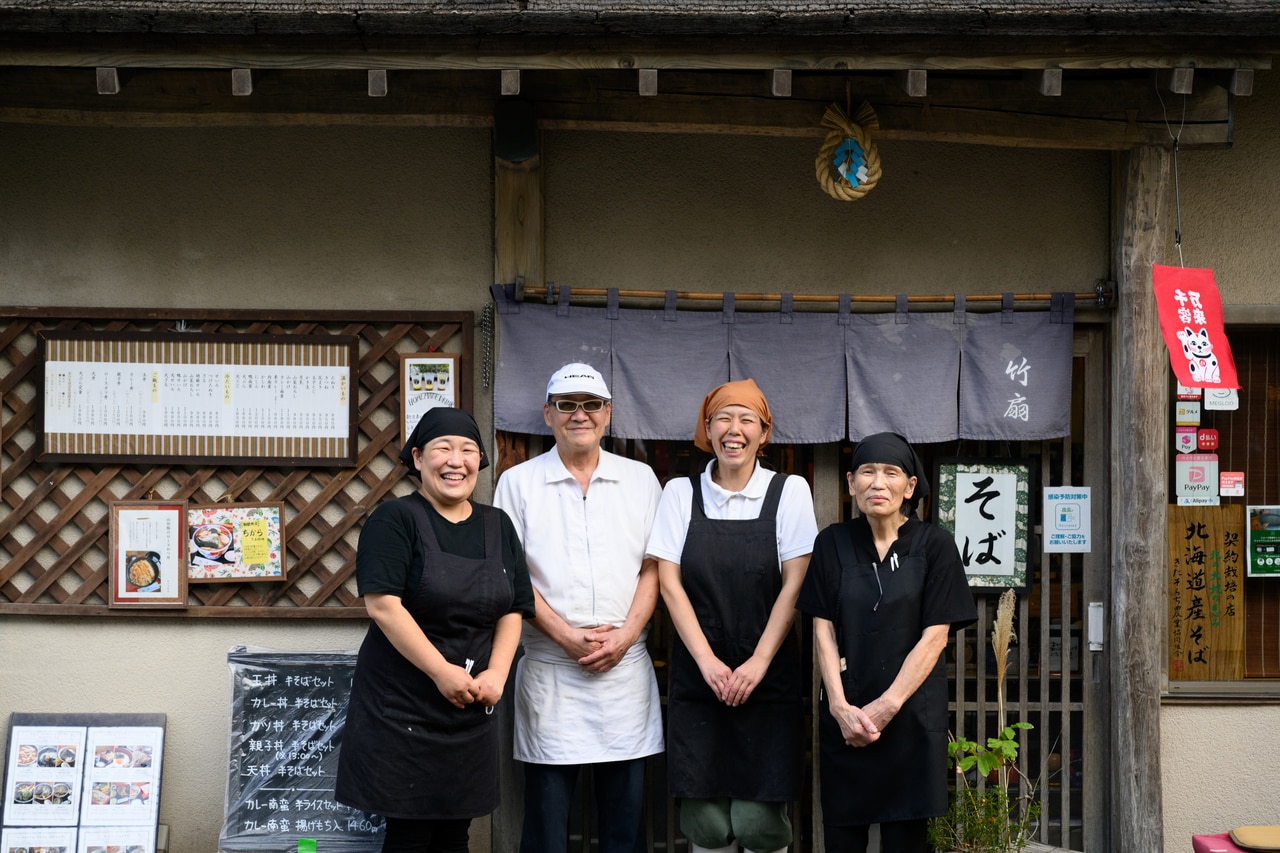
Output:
[796,433,976,853]
[336,408,535,853]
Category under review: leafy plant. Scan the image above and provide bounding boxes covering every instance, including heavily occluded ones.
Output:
[928,589,1041,853]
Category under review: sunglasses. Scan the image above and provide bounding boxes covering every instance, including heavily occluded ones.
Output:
[550,398,608,414]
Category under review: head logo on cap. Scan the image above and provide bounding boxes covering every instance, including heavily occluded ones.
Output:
[546,363,612,400]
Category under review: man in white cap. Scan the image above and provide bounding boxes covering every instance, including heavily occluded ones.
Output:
[493,362,664,853]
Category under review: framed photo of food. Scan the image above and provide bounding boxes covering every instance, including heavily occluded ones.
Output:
[107,500,188,608]
[400,352,460,451]
[186,502,287,583]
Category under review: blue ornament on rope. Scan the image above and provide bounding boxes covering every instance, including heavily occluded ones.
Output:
[833,137,868,188]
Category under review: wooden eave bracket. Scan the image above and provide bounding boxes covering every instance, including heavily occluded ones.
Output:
[896,68,927,97]
[771,68,792,97]
[96,66,119,94]
[1023,68,1063,96]
[1158,67,1194,95]
[639,68,657,96]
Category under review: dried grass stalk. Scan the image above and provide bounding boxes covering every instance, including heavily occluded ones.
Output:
[991,588,1017,731]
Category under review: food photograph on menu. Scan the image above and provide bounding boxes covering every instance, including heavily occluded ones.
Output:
[186,503,287,583]
[3,727,86,826]
[78,728,162,828]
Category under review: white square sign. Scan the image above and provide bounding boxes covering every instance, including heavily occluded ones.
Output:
[1044,486,1091,553]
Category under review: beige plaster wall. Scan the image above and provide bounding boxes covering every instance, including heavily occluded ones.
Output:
[1177,68,1280,306]
[544,131,1109,295]
[0,126,494,312]
[1161,703,1280,844]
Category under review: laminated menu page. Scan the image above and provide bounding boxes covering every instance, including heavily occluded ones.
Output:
[77,728,163,828]
[3,726,87,826]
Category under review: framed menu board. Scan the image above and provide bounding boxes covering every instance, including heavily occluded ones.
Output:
[40,331,358,466]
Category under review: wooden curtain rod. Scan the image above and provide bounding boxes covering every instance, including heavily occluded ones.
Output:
[519,284,1113,308]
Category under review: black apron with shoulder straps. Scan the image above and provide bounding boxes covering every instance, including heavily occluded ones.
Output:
[336,496,512,820]
[817,518,951,825]
[667,472,803,802]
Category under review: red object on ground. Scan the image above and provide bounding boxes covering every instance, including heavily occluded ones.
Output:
[1193,833,1248,853]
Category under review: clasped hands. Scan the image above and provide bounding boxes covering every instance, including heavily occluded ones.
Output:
[433,665,506,710]
[830,696,898,746]
[698,654,769,708]
[560,623,635,674]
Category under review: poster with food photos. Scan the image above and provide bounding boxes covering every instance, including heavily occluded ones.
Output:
[78,729,162,827]
[75,824,155,853]
[3,726,87,826]
[1,825,78,852]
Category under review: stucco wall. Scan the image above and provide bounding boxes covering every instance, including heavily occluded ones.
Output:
[1161,703,1280,844]
[544,132,1108,295]
[1178,68,1280,306]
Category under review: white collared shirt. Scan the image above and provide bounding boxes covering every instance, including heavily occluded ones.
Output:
[493,447,662,662]
[646,460,818,568]
[495,446,666,764]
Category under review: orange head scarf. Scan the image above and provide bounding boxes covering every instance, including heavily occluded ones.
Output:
[693,378,773,454]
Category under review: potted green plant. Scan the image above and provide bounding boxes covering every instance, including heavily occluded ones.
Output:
[929,589,1042,853]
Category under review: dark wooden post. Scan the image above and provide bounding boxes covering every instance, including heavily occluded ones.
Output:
[492,101,542,853]
[1109,144,1170,853]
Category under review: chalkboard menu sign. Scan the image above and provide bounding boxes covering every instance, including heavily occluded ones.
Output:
[219,648,383,853]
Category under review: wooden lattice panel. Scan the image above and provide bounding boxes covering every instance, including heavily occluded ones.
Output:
[0,309,473,617]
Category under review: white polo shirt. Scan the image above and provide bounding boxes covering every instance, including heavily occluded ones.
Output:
[646,461,819,567]
[493,447,665,763]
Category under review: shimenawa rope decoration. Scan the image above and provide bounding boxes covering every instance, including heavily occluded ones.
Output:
[815,99,881,201]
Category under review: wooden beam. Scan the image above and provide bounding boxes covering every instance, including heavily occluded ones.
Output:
[1024,68,1063,96]
[1158,67,1194,94]
[639,68,658,96]
[501,69,520,96]
[1109,144,1170,853]
[0,66,1236,150]
[95,67,119,95]
[771,68,792,97]
[367,68,387,97]
[1,37,1272,72]
[231,67,252,96]
[896,68,927,97]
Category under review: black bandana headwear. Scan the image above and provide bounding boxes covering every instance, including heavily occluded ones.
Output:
[398,407,490,476]
[849,432,930,511]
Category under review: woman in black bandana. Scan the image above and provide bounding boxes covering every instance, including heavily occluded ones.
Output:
[796,433,977,853]
[336,408,535,853]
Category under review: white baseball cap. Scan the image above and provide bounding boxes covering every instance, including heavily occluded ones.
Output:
[546,363,611,400]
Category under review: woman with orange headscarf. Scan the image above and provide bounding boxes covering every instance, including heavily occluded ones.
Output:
[647,379,818,853]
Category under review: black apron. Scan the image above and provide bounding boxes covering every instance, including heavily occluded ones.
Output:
[335,496,512,820]
[667,472,803,802]
[818,521,950,825]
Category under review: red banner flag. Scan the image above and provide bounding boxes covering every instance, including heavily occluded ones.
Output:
[1152,265,1239,389]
